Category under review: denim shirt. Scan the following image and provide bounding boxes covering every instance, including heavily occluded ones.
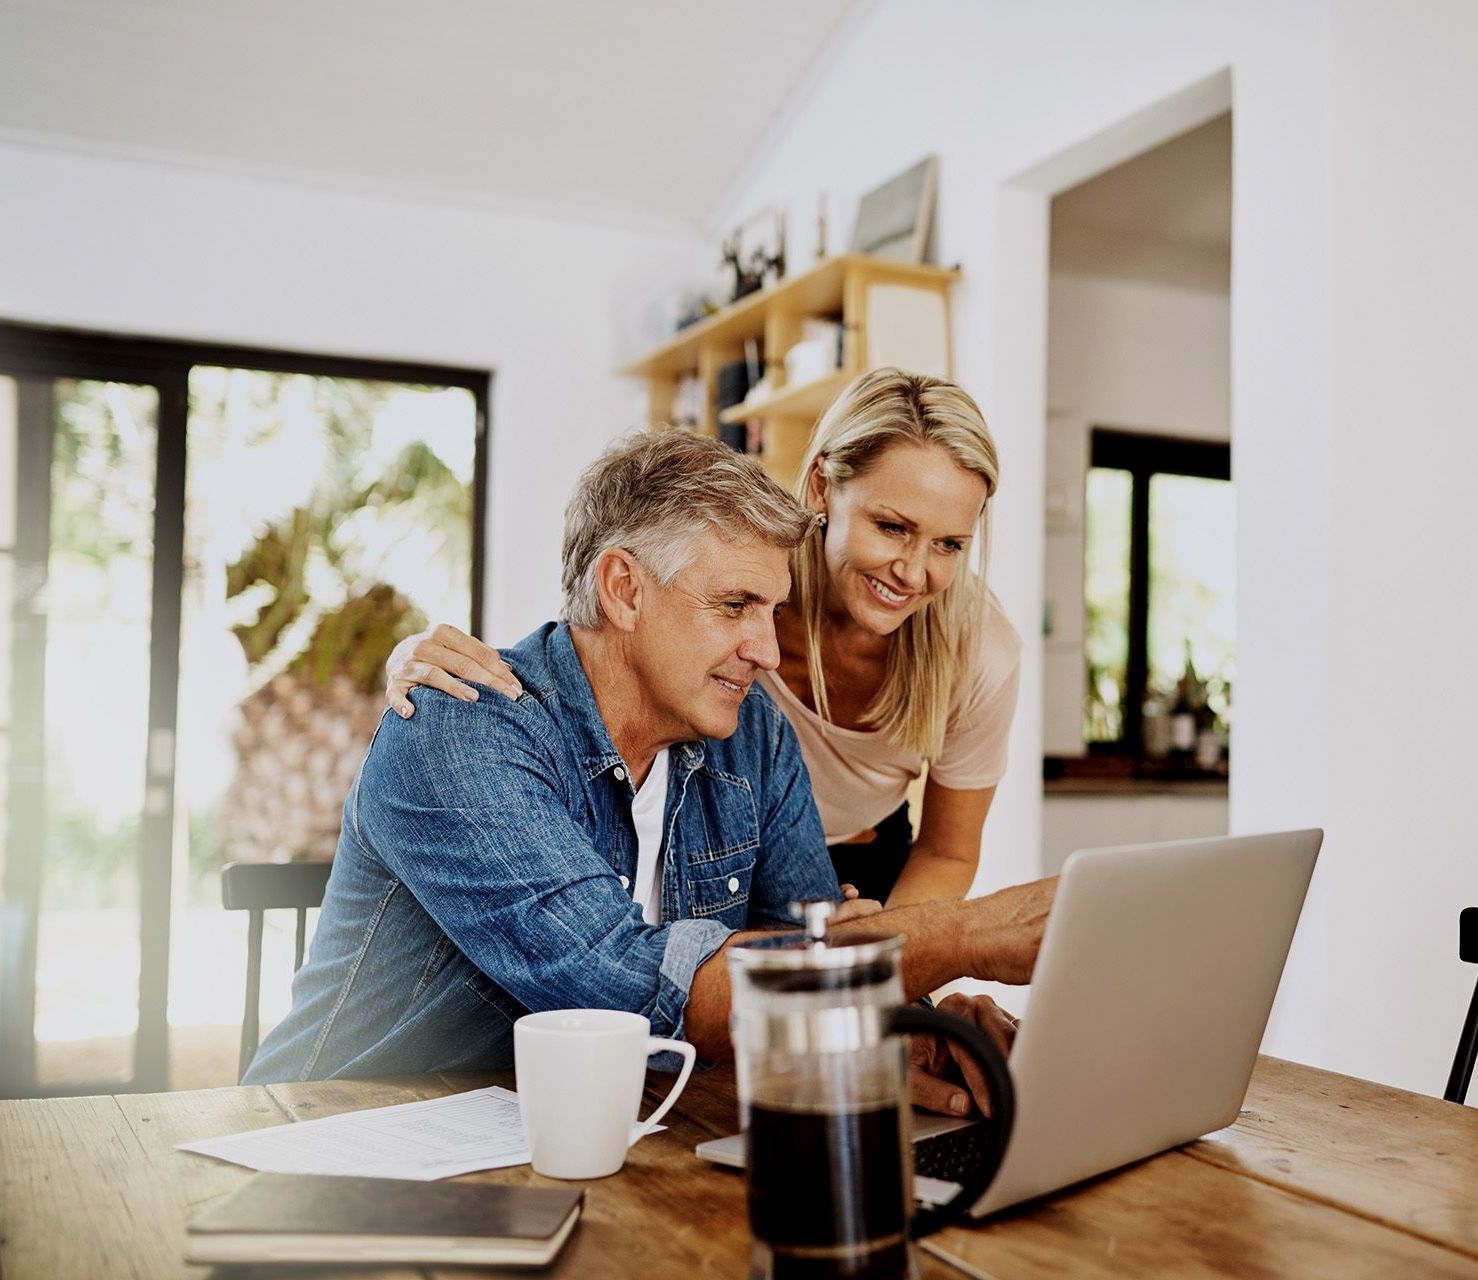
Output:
[244,621,839,1083]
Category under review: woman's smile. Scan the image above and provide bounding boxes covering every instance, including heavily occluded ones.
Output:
[863,574,915,609]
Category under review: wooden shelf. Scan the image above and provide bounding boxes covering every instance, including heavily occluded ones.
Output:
[621,255,959,379]
[717,370,852,425]
[621,252,961,486]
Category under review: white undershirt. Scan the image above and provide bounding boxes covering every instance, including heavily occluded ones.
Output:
[629,748,670,925]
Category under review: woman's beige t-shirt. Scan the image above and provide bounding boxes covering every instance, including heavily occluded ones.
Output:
[757,595,1022,844]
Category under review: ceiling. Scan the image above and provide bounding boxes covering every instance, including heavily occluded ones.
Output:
[1051,113,1231,291]
[0,0,862,234]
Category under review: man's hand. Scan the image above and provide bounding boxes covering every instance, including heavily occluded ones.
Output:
[967,877,1057,984]
[908,992,1018,1117]
[385,624,521,718]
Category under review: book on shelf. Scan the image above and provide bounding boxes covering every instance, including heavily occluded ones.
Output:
[184,1172,583,1267]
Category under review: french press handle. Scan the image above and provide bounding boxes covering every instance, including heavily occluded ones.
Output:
[887,1004,1016,1237]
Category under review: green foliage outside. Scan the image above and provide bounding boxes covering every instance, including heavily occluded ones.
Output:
[35,371,476,903]
[212,374,472,696]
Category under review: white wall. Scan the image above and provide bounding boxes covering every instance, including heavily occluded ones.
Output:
[1323,0,1478,1094]
[1047,273,1230,440]
[0,142,710,641]
[1042,792,1228,877]
[712,0,1478,1099]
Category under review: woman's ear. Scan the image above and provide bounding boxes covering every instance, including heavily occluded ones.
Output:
[806,456,829,515]
[592,548,643,633]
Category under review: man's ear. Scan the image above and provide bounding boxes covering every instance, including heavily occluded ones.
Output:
[592,547,643,633]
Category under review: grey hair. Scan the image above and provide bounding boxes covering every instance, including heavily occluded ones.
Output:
[561,429,816,628]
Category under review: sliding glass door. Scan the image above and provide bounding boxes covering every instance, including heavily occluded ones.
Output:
[0,364,180,1095]
[171,368,479,1083]
[0,325,488,1096]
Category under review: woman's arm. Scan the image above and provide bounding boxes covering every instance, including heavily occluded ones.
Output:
[884,778,996,908]
[384,623,521,718]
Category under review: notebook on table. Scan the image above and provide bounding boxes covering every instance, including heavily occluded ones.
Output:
[184,1173,583,1267]
[699,829,1323,1216]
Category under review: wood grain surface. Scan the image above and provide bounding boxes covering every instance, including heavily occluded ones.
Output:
[3,1056,1476,1279]
[1188,1056,1478,1261]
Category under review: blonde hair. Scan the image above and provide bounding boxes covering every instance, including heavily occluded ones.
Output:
[562,429,815,628]
[792,368,1000,758]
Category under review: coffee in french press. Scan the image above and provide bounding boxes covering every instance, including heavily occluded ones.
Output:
[729,900,1014,1280]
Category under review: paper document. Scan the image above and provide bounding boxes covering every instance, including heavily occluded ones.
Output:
[178,1086,531,1180]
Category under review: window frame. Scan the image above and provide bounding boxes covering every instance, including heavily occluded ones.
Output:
[1087,426,1231,759]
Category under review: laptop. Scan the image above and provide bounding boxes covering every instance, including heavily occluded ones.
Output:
[696,828,1323,1216]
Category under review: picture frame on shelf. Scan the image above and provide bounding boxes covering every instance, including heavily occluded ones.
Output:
[849,155,938,264]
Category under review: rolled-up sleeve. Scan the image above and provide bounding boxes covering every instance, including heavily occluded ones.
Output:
[355,691,731,1041]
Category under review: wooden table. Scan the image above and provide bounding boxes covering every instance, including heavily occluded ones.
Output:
[3,1056,1476,1278]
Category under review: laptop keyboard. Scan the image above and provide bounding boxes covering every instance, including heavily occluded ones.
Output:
[912,1121,994,1183]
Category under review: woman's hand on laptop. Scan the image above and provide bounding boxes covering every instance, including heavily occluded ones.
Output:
[908,992,1017,1117]
[969,877,1058,984]
[385,624,521,718]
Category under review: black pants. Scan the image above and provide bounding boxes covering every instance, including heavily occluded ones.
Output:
[827,801,913,903]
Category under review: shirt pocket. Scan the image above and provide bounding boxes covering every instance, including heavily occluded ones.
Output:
[676,766,760,924]
[686,847,757,922]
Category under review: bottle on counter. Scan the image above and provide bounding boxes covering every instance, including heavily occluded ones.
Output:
[1194,702,1222,772]
[1141,694,1170,758]
[1168,642,1199,759]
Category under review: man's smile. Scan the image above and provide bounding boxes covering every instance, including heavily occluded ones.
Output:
[710,674,750,699]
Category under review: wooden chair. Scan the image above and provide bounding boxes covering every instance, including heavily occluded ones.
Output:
[1445,906,1478,1104]
[220,860,333,1082]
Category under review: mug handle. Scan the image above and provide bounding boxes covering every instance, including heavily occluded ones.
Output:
[886,1005,1016,1237]
[629,1037,698,1145]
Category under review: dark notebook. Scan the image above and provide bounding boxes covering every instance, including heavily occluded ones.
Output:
[184,1173,583,1267]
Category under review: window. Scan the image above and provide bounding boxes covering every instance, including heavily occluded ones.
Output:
[0,321,490,1095]
[1083,428,1233,765]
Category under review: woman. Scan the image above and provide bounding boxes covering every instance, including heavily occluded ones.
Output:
[386,368,1020,907]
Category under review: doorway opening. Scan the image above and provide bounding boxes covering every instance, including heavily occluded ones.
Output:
[1040,113,1233,873]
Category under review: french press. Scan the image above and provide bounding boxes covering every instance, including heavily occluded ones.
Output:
[729,900,1014,1280]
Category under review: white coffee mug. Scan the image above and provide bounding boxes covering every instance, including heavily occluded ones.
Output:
[513,1009,697,1179]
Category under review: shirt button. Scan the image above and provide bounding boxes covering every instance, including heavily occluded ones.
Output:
[727,877,740,894]
[613,766,626,782]
[619,875,630,890]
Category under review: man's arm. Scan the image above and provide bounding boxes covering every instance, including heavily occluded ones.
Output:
[356,691,732,1040]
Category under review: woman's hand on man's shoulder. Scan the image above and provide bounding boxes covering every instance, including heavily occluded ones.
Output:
[384,623,521,718]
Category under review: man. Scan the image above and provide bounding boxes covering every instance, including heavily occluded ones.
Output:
[246,431,1051,1115]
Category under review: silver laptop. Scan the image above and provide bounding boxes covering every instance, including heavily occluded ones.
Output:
[697,828,1322,1216]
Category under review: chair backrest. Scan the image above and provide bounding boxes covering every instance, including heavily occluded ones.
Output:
[1445,907,1478,1104]
[220,861,333,1082]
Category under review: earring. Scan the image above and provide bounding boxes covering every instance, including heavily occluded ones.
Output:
[817,514,828,530]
